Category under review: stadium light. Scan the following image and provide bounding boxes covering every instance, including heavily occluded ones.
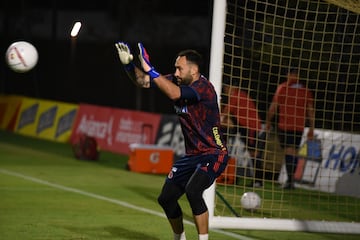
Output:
[70,21,82,37]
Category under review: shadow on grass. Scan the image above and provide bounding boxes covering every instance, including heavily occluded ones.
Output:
[62,225,160,239]
[125,185,160,202]
[0,130,129,170]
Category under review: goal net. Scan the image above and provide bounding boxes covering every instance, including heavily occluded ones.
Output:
[206,0,360,233]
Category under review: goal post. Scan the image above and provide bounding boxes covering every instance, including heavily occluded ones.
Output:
[206,0,360,234]
[204,0,227,222]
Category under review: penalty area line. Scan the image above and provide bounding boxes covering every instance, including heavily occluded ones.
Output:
[0,168,255,240]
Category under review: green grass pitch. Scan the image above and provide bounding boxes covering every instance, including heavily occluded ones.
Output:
[0,130,359,240]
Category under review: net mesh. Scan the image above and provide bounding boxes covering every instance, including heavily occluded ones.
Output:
[216,0,360,226]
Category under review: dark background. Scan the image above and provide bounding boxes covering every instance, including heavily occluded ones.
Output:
[1,0,359,132]
[0,0,213,114]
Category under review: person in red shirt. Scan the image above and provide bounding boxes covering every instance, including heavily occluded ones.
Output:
[266,68,315,189]
[221,86,265,187]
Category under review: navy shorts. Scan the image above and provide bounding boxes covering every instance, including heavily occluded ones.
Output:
[277,129,303,149]
[166,153,229,189]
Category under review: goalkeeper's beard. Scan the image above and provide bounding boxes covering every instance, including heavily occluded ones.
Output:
[177,76,192,86]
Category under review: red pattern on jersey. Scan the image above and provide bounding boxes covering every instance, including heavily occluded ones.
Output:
[212,153,225,173]
[176,76,227,155]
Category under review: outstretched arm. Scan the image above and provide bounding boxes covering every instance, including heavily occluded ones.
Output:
[115,42,151,88]
[137,43,181,100]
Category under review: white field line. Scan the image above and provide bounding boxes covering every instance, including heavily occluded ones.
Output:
[0,168,255,240]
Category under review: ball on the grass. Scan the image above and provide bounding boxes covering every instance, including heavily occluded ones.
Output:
[5,41,38,73]
[241,191,261,210]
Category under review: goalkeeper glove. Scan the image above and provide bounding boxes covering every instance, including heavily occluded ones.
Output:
[115,42,134,70]
[138,43,160,79]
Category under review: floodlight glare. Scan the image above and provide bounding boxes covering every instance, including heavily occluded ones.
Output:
[71,22,82,37]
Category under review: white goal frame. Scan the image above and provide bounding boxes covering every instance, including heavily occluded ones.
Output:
[205,0,360,234]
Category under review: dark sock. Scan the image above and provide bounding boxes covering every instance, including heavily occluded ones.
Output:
[285,155,295,184]
[252,157,263,181]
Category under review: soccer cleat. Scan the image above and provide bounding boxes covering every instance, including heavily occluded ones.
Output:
[247,181,263,188]
[281,182,295,190]
[253,181,263,188]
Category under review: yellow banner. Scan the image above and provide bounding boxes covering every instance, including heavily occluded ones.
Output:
[14,97,78,142]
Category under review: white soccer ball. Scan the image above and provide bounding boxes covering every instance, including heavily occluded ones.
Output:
[5,41,39,73]
[241,192,261,210]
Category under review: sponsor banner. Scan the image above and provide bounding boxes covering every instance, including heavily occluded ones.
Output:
[155,114,184,160]
[226,132,253,176]
[228,126,360,197]
[70,104,161,154]
[0,95,23,130]
[279,128,360,197]
[14,97,78,142]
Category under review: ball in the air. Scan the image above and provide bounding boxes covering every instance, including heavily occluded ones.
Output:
[5,41,39,73]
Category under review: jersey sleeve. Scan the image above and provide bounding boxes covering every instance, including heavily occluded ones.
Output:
[180,85,200,103]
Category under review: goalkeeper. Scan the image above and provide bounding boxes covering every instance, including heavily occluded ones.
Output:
[115,42,229,240]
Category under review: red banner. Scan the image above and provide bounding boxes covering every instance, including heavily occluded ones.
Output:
[0,95,23,131]
[70,104,161,154]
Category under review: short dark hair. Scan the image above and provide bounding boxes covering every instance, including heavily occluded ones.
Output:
[177,49,203,72]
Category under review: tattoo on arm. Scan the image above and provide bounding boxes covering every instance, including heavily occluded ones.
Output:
[135,68,150,88]
[125,66,150,88]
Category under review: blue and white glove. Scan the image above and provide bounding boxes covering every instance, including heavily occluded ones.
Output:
[115,42,134,70]
[138,43,160,79]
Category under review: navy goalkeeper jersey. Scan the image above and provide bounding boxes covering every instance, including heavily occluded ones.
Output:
[173,75,227,156]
